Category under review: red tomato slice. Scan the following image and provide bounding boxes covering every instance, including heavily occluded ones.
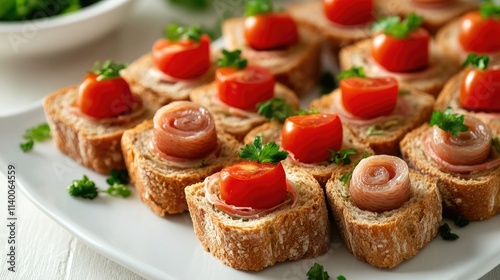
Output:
[152,34,211,79]
[281,114,343,163]
[323,0,374,26]
[244,12,299,51]
[216,65,275,110]
[371,28,430,73]
[77,73,141,119]
[219,161,288,209]
[458,11,500,53]
[340,77,399,119]
[460,68,500,112]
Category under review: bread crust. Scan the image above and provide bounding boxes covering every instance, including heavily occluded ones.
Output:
[310,88,435,155]
[121,120,241,216]
[326,168,442,268]
[222,17,322,97]
[185,169,331,271]
[243,122,374,187]
[43,86,158,174]
[401,124,500,220]
[339,39,458,96]
[189,82,299,141]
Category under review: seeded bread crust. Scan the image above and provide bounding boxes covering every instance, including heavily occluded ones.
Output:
[185,169,330,271]
[189,82,299,141]
[43,86,158,174]
[121,120,241,216]
[400,124,500,220]
[326,167,442,268]
[244,121,374,187]
[339,38,458,96]
[222,17,322,97]
[309,89,435,155]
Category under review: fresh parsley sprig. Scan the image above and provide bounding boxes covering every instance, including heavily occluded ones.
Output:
[239,136,288,164]
[429,108,469,137]
[67,170,131,199]
[245,0,273,17]
[336,67,366,80]
[165,24,203,42]
[479,0,500,18]
[328,148,357,165]
[439,223,459,241]
[92,60,127,81]
[372,13,423,39]
[217,49,248,70]
[257,98,317,123]
[67,175,99,199]
[106,169,130,185]
[366,120,400,136]
[307,262,346,280]
[339,153,370,187]
[462,53,490,70]
[20,123,51,152]
[454,216,470,228]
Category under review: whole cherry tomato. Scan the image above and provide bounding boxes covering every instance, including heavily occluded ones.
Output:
[323,0,374,26]
[219,161,288,209]
[458,11,500,53]
[244,13,299,51]
[341,77,399,119]
[281,114,343,163]
[77,73,141,119]
[152,34,211,79]
[371,28,430,72]
[460,68,500,112]
[216,65,275,110]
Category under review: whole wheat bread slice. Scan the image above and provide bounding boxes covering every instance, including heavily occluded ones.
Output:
[121,120,241,216]
[326,167,442,268]
[400,124,500,220]
[43,86,158,174]
[185,169,330,271]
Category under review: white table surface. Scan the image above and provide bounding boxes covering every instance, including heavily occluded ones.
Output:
[0,0,499,279]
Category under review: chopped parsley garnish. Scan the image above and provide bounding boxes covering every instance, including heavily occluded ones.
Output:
[307,262,346,280]
[106,169,130,185]
[67,170,131,199]
[429,108,469,137]
[336,67,366,80]
[372,13,423,39]
[92,60,127,81]
[339,153,370,187]
[461,53,490,70]
[366,119,399,136]
[479,0,500,18]
[257,98,317,123]
[239,136,288,164]
[439,223,459,241]
[319,71,338,94]
[217,49,248,70]
[454,216,470,228]
[20,123,51,152]
[328,148,357,165]
[245,0,273,17]
[105,183,131,198]
[165,24,203,42]
[67,175,99,199]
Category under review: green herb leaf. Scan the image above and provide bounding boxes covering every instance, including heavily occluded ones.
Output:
[217,49,248,70]
[366,120,399,136]
[105,183,131,198]
[319,71,337,94]
[398,89,410,96]
[372,13,423,39]
[454,216,470,228]
[92,60,127,81]
[67,175,99,200]
[336,67,366,80]
[257,98,297,123]
[20,123,51,152]
[337,276,346,280]
[429,108,469,137]
[461,53,490,70]
[239,136,288,164]
[245,0,273,16]
[106,169,130,185]
[307,263,330,280]
[328,148,357,165]
[492,137,500,154]
[479,1,500,18]
[165,24,203,42]
[439,223,459,241]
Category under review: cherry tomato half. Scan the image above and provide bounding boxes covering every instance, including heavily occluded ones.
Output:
[458,11,500,53]
[219,161,288,209]
[371,28,430,73]
[323,0,374,26]
[281,114,343,163]
[460,68,500,112]
[77,73,141,119]
[152,34,211,79]
[244,12,299,51]
[340,77,399,119]
[216,65,275,110]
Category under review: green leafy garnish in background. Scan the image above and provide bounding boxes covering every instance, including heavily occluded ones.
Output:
[67,170,131,199]
[239,136,288,164]
[168,0,209,10]
[462,53,490,70]
[257,98,317,124]
[372,13,423,39]
[439,223,459,241]
[245,0,273,17]
[0,0,101,21]
[454,216,470,228]
[67,175,99,199]
[336,67,366,80]
[165,24,203,42]
[92,60,127,81]
[328,148,357,165]
[307,263,330,280]
[429,108,469,137]
[20,123,51,152]
[479,0,500,18]
[217,49,248,70]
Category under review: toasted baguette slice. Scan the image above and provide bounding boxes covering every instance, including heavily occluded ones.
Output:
[376,0,477,35]
[222,17,321,97]
[121,120,240,216]
[244,122,374,187]
[401,124,500,220]
[310,89,435,155]
[339,39,458,96]
[190,82,299,141]
[43,86,158,174]
[326,167,442,269]
[435,71,500,132]
[185,169,330,271]
[120,53,216,107]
